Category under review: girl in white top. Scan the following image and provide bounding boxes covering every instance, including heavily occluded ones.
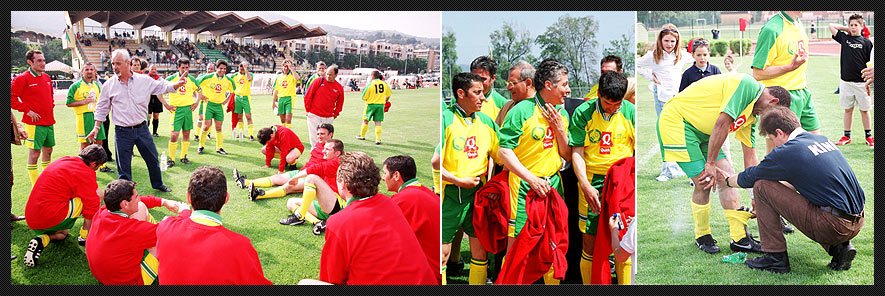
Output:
[637,23,689,181]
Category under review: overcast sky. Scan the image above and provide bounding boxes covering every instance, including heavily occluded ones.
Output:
[278,11,441,39]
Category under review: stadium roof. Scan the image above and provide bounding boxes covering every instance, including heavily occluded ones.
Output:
[66,11,326,41]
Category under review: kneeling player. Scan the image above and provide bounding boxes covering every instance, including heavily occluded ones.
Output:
[257,125,305,173]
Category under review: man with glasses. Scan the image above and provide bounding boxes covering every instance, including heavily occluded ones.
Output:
[495,61,536,126]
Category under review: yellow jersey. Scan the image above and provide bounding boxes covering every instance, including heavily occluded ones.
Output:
[66,79,101,115]
[229,72,253,97]
[441,102,500,187]
[274,73,299,98]
[361,79,392,104]
[568,99,635,175]
[752,11,809,90]
[165,73,200,107]
[499,94,569,177]
[196,73,235,104]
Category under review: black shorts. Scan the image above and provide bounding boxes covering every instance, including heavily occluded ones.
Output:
[148,95,164,113]
[329,200,341,216]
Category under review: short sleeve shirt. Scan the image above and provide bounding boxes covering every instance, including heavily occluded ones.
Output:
[274,73,299,97]
[667,73,762,148]
[66,79,101,115]
[752,11,809,90]
[230,73,253,96]
[499,94,569,177]
[479,89,508,124]
[165,73,200,107]
[568,99,635,175]
[441,103,499,187]
[196,73,235,104]
[361,79,392,104]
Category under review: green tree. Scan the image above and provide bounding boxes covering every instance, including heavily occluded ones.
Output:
[602,32,635,76]
[41,39,71,65]
[489,22,533,94]
[11,38,29,68]
[441,29,461,94]
[536,14,599,88]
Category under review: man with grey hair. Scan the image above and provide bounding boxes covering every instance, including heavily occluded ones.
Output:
[495,61,536,126]
[304,64,344,147]
[87,49,187,192]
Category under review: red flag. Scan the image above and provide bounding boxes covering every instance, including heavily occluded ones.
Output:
[739,18,748,32]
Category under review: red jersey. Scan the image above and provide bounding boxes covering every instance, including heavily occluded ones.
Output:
[264,125,306,172]
[303,77,344,118]
[11,69,55,126]
[391,182,442,283]
[86,196,163,285]
[306,156,340,194]
[156,210,272,285]
[320,194,436,285]
[302,141,326,171]
[25,157,100,230]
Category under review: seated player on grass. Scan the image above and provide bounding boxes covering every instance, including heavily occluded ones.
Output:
[85,179,185,285]
[234,123,335,190]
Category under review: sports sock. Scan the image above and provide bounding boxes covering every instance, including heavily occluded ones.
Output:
[216,133,224,150]
[168,141,178,161]
[580,251,593,284]
[147,213,157,224]
[40,160,50,172]
[374,126,382,142]
[468,258,488,285]
[249,177,274,187]
[432,169,441,194]
[180,141,190,160]
[248,124,254,137]
[724,209,753,242]
[298,183,317,218]
[141,252,159,285]
[27,164,39,186]
[152,119,159,134]
[257,187,286,199]
[691,201,712,239]
[441,266,447,285]
[865,129,872,138]
[237,122,244,133]
[99,163,107,169]
[39,234,50,247]
[360,123,369,138]
[304,212,320,224]
[542,265,560,285]
[79,228,89,239]
[199,130,208,147]
[615,257,632,285]
[845,130,851,138]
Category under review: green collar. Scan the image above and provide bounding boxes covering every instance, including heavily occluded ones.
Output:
[28,68,42,77]
[484,88,495,101]
[398,178,421,192]
[191,210,223,226]
[779,11,795,24]
[451,101,474,120]
[595,98,621,121]
[110,210,130,218]
[346,195,375,207]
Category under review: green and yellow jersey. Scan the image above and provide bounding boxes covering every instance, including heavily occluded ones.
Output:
[361,79,392,104]
[583,83,599,100]
[479,89,508,124]
[752,11,809,90]
[305,73,320,90]
[229,72,253,97]
[196,73,236,104]
[66,79,101,115]
[441,103,500,188]
[274,73,299,98]
[165,73,200,107]
[568,99,635,175]
[499,94,569,177]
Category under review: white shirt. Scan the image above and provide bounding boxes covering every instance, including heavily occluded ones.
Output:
[636,49,690,103]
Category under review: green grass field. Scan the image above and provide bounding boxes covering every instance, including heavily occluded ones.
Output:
[10,86,441,285]
[635,55,874,284]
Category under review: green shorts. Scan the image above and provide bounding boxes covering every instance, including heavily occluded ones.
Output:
[441,182,483,243]
[234,95,252,114]
[363,104,385,122]
[24,124,55,150]
[788,88,820,131]
[509,172,563,237]
[312,195,343,220]
[578,174,606,235]
[76,112,106,143]
[674,122,727,178]
[203,102,224,122]
[198,100,205,115]
[277,96,293,115]
[32,197,82,235]
[284,170,301,178]
[173,106,194,131]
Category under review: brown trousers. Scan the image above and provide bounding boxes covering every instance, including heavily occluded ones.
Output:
[753,179,864,253]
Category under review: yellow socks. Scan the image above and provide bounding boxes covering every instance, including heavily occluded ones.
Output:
[216,133,224,150]
[360,123,369,138]
[303,212,320,224]
[691,201,712,239]
[615,257,632,285]
[432,169,441,194]
[258,187,286,200]
[180,141,190,160]
[581,251,593,284]
[468,258,488,285]
[237,122,243,134]
[299,183,317,217]
[39,234,50,247]
[441,266,447,285]
[79,228,89,240]
[40,160,50,171]
[249,177,274,188]
[141,252,159,285]
[248,124,254,137]
[27,164,39,186]
[168,141,178,161]
[199,130,208,147]
[374,126,382,142]
[725,209,753,242]
[542,266,560,285]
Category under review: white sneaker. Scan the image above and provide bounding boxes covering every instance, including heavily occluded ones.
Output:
[655,174,671,182]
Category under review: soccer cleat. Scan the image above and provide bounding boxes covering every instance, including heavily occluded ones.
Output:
[167,159,175,168]
[23,236,45,267]
[216,148,228,155]
[828,241,856,271]
[285,163,298,171]
[99,166,115,173]
[279,212,306,226]
[447,259,465,276]
[207,133,212,140]
[355,136,366,140]
[180,157,191,165]
[835,136,851,145]
[695,234,720,254]
[249,135,255,142]
[197,147,205,154]
[248,183,263,201]
[375,141,382,145]
[730,236,763,253]
[745,252,790,274]
[233,169,247,189]
[312,219,327,235]
[152,132,159,137]
[194,134,200,141]
[78,236,87,247]
[781,217,794,234]
[865,137,873,148]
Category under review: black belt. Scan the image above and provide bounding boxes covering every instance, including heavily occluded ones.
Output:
[820,206,863,223]
[118,121,146,129]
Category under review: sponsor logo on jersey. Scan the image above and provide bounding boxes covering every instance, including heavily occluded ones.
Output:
[542,127,555,149]
[531,127,545,141]
[282,80,289,88]
[178,85,187,95]
[464,136,479,159]
[239,78,245,84]
[215,84,222,93]
[599,131,612,154]
[730,115,747,132]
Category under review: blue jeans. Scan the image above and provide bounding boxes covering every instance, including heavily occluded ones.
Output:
[653,84,666,117]
[114,122,164,188]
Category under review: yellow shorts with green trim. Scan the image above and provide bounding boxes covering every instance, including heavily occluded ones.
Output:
[32,197,83,236]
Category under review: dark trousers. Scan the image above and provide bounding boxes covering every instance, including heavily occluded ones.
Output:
[753,179,864,253]
[114,122,164,188]
[102,117,112,160]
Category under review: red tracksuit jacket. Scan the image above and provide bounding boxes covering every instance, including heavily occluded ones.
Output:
[591,157,635,284]
[473,170,511,254]
[496,188,569,284]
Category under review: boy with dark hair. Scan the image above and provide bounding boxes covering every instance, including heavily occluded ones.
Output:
[679,38,721,92]
[829,14,874,147]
